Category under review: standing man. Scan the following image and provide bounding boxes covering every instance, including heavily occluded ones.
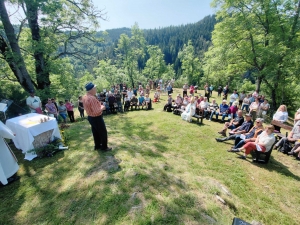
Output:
[183,83,188,97]
[82,82,112,151]
[26,90,42,114]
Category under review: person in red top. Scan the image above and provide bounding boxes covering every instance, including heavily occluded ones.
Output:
[65,99,75,122]
[82,82,112,151]
[189,85,194,96]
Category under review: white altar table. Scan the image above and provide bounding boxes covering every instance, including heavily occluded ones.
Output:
[6,113,61,161]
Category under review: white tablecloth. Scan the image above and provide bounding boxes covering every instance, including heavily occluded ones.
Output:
[6,113,61,161]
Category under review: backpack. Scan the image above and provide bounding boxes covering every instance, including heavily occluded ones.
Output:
[279,139,292,154]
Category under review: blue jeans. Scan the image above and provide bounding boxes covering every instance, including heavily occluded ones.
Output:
[241,104,249,112]
[234,135,247,148]
[210,111,228,121]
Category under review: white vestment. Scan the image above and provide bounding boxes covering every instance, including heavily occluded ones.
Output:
[181,102,196,122]
[0,121,19,185]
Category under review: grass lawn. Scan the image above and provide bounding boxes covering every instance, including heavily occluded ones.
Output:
[1,89,300,225]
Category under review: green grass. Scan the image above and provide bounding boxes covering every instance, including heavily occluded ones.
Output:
[1,89,300,225]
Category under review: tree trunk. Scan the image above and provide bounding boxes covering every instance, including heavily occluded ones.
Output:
[25,0,51,90]
[0,0,35,91]
[256,76,262,92]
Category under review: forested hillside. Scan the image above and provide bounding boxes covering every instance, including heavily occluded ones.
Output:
[94,15,216,75]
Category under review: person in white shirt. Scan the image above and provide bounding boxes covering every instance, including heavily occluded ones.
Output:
[127,88,133,100]
[229,90,239,106]
[273,104,288,132]
[0,121,19,185]
[26,90,42,113]
[258,99,270,119]
[235,125,276,160]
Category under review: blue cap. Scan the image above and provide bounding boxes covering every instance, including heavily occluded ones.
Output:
[85,82,96,91]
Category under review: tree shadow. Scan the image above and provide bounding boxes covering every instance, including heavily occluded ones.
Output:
[235,154,300,181]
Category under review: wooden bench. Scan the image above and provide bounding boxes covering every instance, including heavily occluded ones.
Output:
[173,108,203,124]
[271,120,293,138]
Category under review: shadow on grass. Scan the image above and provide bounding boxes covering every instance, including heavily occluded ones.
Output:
[235,153,300,181]
[0,113,217,224]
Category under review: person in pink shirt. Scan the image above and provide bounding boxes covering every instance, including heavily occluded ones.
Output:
[65,99,75,122]
[228,101,239,119]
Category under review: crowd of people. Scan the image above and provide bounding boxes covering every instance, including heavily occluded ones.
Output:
[25,80,299,162]
[161,83,300,161]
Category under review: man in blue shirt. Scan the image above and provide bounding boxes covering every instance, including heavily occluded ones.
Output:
[138,94,145,109]
[216,100,229,121]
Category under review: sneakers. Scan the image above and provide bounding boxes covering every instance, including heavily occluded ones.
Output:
[287,151,294,155]
[232,148,240,152]
[238,155,246,160]
[215,138,221,142]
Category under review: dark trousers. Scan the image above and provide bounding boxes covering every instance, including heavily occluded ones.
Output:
[219,134,237,142]
[67,111,75,122]
[88,115,108,150]
[183,90,187,97]
[78,108,84,118]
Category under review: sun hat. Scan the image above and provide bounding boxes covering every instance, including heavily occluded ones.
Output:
[85,82,97,91]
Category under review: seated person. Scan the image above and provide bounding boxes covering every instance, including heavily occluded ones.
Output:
[138,94,145,109]
[173,94,183,110]
[218,110,244,137]
[144,94,151,110]
[211,100,229,121]
[164,94,173,111]
[228,118,264,152]
[228,101,239,120]
[272,104,288,132]
[181,97,196,122]
[215,114,253,142]
[208,99,219,121]
[290,145,300,160]
[130,95,138,110]
[181,96,189,110]
[123,95,130,111]
[198,97,209,116]
[274,120,300,150]
[235,125,276,160]
[153,91,160,102]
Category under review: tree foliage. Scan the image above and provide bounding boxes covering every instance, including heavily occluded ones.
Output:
[205,0,300,109]
[0,0,105,92]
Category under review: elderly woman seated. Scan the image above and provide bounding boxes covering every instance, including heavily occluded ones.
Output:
[272,104,288,132]
[228,118,264,152]
[234,125,276,159]
[173,94,183,108]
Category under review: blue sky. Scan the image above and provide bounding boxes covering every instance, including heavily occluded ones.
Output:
[95,0,215,30]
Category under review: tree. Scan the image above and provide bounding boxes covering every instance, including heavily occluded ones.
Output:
[206,0,300,109]
[143,45,166,79]
[0,0,105,92]
[178,40,202,85]
[115,23,146,87]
